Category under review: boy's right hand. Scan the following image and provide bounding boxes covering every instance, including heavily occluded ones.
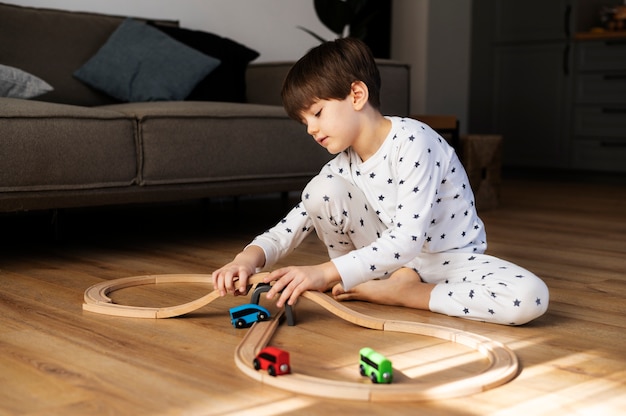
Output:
[211,264,253,297]
[211,245,265,296]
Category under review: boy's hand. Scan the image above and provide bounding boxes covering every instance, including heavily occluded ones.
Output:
[264,262,340,308]
[211,246,265,296]
[211,264,254,297]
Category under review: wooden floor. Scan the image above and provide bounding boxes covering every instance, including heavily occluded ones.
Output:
[1,176,625,415]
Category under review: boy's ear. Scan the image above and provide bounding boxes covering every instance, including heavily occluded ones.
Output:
[350,81,369,111]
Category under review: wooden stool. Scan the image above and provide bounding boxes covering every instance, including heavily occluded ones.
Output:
[460,135,502,211]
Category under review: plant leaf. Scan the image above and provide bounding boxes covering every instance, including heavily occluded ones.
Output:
[297,26,329,43]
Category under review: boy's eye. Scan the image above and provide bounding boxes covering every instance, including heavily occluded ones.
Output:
[315,109,322,117]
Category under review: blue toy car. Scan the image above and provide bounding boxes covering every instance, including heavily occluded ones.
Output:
[229,303,271,328]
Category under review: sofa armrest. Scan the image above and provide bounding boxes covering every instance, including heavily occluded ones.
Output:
[246,59,410,117]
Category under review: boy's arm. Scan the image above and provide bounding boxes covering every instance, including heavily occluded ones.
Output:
[250,201,314,268]
[212,201,314,296]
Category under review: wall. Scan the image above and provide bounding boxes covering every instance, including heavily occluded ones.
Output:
[391,0,471,132]
[425,0,470,132]
[1,0,335,62]
[5,0,471,131]
[391,0,429,114]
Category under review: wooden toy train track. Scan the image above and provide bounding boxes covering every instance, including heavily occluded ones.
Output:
[83,273,519,402]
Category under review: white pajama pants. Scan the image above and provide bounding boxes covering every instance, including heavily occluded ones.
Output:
[302,175,549,325]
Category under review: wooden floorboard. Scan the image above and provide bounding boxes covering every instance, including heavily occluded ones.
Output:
[1,177,625,415]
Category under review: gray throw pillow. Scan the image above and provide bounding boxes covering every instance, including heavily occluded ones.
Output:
[73,18,221,102]
[0,64,54,99]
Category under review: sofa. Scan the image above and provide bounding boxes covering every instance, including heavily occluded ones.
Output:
[0,3,410,214]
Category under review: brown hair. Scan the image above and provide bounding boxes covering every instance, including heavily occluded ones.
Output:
[281,37,381,121]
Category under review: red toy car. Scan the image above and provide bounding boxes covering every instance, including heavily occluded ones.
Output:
[253,346,290,376]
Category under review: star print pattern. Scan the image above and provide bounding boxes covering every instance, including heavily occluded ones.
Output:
[251,117,550,325]
[422,252,549,325]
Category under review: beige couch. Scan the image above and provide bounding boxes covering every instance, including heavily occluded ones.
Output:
[0,2,410,213]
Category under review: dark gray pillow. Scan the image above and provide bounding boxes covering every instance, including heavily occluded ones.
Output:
[149,23,259,103]
[0,64,53,99]
[74,18,220,102]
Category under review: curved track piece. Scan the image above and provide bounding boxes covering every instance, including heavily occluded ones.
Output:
[82,274,267,318]
[235,291,519,402]
[83,273,519,401]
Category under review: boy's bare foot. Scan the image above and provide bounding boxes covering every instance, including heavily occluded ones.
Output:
[331,267,435,310]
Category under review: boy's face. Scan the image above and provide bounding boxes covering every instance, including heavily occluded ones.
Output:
[300,96,360,155]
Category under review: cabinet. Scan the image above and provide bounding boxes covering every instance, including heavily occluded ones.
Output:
[470,0,574,169]
[492,42,572,168]
[571,39,626,172]
[471,0,626,173]
[493,0,572,43]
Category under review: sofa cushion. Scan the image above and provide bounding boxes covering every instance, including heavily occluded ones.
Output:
[102,101,332,186]
[150,23,259,103]
[0,64,54,99]
[0,97,138,192]
[74,18,221,102]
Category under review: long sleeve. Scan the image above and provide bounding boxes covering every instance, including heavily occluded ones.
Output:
[248,201,315,268]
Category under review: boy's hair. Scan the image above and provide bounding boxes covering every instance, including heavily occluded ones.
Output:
[281,37,381,122]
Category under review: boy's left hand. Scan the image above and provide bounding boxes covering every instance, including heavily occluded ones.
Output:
[264,262,340,308]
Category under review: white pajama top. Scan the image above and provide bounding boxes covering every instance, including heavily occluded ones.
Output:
[251,117,487,290]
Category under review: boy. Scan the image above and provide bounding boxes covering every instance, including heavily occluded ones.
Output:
[212,38,549,325]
